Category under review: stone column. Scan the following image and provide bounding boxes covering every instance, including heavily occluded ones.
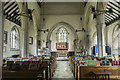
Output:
[0,2,3,79]
[96,2,107,57]
[34,35,38,56]
[96,23,106,57]
[17,2,28,58]
[32,10,38,56]
[73,39,77,54]
[47,39,51,50]
[118,24,120,58]
[86,34,91,55]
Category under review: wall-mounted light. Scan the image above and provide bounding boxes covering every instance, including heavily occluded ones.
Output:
[76,28,86,32]
[38,29,49,33]
[76,17,86,32]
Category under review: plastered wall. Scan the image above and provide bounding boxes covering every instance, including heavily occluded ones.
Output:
[3,19,21,57]
[3,19,37,57]
[40,2,86,51]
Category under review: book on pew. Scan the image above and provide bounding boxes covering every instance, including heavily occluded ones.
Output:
[87,60,95,66]
[101,60,110,66]
[9,63,20,71]
[29,63,40,70]
[112,60,119,66]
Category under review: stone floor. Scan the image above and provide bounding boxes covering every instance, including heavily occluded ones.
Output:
[52,61,74,80]
[57,57,69,61]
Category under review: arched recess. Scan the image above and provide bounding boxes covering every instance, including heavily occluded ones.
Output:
[84,6,94,55]
[91,32,98,56]
[47,22,78,50]
[92,32,97,46]
[112,24,119,54]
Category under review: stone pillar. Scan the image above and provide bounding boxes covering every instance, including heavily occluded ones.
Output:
[96,2,107,57]
[32,10,38,56]
[73,39,77,54]
[17,2,28,58]
[0,1,3,79]
[118,24,120,58]
[86,34,91,55]
[96,23,106,57]
[34,35,38,56]
[47,40,51,50]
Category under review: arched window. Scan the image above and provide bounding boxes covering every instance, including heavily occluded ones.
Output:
[11,26,20,50]
[57,27,68,42]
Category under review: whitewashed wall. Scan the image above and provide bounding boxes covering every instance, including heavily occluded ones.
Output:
[3,19,21,57]
[40,3,85,51]
[50,26,75,51]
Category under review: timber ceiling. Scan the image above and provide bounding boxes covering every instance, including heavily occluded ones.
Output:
[105,0,120,26]
[3,1,120,27]
[4,1,21,26]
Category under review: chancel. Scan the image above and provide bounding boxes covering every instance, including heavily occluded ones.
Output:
[0,0,120,80]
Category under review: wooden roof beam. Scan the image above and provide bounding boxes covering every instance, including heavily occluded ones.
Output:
[5,4,17,15]
[4,2,15,11]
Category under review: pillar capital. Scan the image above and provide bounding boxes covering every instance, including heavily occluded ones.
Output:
[96,23,106,28]
[47,39,51,42]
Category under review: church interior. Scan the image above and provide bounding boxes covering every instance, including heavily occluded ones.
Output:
[0,0,120,80]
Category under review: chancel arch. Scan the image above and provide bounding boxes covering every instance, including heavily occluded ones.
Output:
[47,22,78,56]
[47,22,78,41]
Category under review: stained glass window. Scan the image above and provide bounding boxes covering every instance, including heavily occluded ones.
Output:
[57,27,68,42]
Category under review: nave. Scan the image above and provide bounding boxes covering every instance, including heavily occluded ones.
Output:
[0,0,120,80]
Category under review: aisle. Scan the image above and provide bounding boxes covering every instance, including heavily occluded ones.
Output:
[52,61,74,80]
[57,57,69,61]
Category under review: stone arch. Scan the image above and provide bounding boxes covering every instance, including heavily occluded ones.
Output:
[47,22,78,41]
[112,24,119,54]
[86,7,93,31]
[47,22,78,50]
[92,32,97,46]
[32,9,38,35]
[112,24,119,37]
[31,9,39,56]
[11,25,20,35]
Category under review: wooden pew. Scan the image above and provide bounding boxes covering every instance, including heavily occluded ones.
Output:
[49,57,57,79]
[2,71,45,80]
[2,61,49,80]
[77,66,119,80]
[69,57,120,80]
[69,56,75,72]
[2,56,57,80]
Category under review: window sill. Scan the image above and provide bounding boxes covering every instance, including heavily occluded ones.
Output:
[11,48,20,51]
